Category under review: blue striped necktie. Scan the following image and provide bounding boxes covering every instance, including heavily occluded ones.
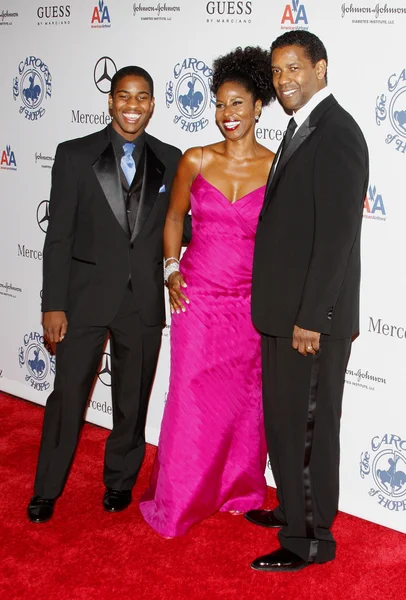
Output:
[121,142,136,186]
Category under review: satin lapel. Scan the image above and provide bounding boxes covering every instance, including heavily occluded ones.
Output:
[92,142,130,236]
[131,142,165,241]
[262,95,337,212]
[275,119,314,181]
[262,119,315,212]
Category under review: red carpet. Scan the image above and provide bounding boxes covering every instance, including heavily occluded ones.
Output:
[0,392,405,600]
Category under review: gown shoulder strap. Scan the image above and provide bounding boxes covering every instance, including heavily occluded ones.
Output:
[199,146,204,175]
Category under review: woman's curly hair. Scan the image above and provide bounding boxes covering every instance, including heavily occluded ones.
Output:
[211,46,275,106]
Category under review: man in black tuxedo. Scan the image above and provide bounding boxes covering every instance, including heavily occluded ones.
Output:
[27,66,189,522]
[246,32,369,570]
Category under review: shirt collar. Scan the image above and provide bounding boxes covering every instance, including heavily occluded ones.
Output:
[109,125,145,162]
[292,87,331,134]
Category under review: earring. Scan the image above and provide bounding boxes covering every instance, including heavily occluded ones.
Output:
[255,116,259,123]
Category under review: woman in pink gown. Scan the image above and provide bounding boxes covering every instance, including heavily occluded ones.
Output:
[140,47,275,537]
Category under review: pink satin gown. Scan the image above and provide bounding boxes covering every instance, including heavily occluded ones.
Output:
[139,174,267,537]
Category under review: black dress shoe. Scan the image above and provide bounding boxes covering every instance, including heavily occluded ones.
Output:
[251,547,309,572]
[244,509,286,528]
[27,495,55,523]
[103,488,132,512]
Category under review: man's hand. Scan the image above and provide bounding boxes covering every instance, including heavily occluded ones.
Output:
[167,272,189,314]
[42,311,68,343]
[292,325,320,356]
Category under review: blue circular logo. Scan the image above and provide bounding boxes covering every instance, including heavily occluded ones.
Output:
[360,433,406,513]
[165,57,215,134]
[13,56,52,121]
[175,73,207,120]
[25,343,49,381]
[389,87,406,138]
[21,70,45,110]
[372,449,406,498]
[18,331,55,392]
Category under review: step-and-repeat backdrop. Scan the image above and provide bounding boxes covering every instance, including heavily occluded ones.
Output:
[1,1,405,533]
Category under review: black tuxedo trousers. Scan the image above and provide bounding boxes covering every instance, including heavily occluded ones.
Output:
[34,285,161,498]
[262,335,351,563]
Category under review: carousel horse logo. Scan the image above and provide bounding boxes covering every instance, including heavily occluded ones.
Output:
[360,433,406,512]
[178,78,204,117]
[13,56,52,121]
[18,331,55,392]
[165,57,215,134]
[375,456,406,494]
[376,68,406,154]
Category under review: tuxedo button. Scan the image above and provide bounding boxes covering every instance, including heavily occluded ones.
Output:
[259,216,263,222]
[130,243,134,249]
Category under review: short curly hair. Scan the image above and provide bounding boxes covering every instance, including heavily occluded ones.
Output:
[211,46,275,106]
[110,65,154,97]
[271,31,328,83]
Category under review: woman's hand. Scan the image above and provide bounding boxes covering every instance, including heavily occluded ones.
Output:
[168,272,189,314]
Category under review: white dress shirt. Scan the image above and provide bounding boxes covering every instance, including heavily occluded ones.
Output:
[292,86,331,136]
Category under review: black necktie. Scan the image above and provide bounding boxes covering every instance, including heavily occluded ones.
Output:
[125,148,144,233]
[279,117,297,161]
[264,117,298,197]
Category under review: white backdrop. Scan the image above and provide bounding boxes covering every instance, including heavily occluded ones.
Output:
[1,0,405,533]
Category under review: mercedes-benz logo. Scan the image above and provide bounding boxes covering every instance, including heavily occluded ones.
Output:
[36,200,50,233]
[97,352,112,386]
[94,56,117,94]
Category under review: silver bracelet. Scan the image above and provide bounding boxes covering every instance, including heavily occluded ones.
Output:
[164,260,180,283]
[164,256,179,267]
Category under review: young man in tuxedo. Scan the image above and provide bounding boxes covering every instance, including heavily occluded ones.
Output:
[27,66,189,522]
[246,31,369,570]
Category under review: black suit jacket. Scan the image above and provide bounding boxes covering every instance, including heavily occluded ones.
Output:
[252,95,369,338]
[42,126,183,326]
